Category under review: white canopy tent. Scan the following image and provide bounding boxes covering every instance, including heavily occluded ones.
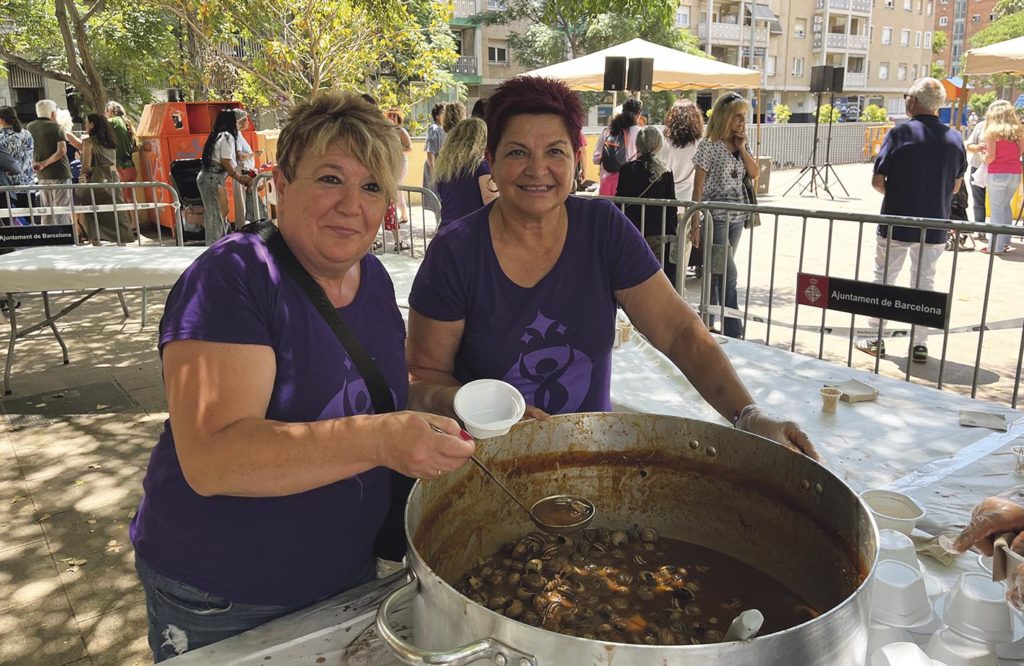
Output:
[521,38,762,92]
[964,35,1024,76]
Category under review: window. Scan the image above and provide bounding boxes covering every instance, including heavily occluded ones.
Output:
[766,55,777,77]
[900,28,911,46]
[898,64,907,80]
[675,6,690,27]
[794,19,806,37]
[903,0,912,9]
[971,14,979,22]
[927,1,933,14]
[879,62,890,79]
[792,57,805,76]
[924,31,932,47]
[884,0,894,7]
[881,26,893,44]
[915,31,921,47]
[939,15,948,25]
[487,44,508,64]
[911,64,918,79]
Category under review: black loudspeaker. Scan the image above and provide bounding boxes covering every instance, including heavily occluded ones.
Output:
[603,57,627,91]
[831,67,845,94]
[627,58,654,92]
[810,65,834,93]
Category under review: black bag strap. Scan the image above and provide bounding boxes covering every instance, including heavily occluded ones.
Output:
[241,220,395,415]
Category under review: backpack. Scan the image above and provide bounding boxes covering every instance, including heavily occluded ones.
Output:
[600,129,628,173]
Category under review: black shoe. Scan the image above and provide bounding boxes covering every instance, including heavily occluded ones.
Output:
[855,338,885,358]
[912,345,928,363]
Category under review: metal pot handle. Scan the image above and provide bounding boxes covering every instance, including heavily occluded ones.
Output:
[375,571,537,666]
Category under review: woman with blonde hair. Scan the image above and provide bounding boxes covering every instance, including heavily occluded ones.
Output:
[433,118,498,228]
[982,100,1024,255]
[691,92,759,338]
[441,101,466,135]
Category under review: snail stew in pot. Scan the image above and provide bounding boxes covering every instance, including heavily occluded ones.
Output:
[455,524,816,645]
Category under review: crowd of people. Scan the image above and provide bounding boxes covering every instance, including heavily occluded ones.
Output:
[0,99,139,243]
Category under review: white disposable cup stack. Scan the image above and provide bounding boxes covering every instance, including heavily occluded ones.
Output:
[878,529,944,599]
[453,380,527,439]
[871,560,940,631]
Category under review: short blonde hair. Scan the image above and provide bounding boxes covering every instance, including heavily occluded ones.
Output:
[433,118,487,184]
[983,100,1022,143]
[277,91,404,201]
[705,92,748,142]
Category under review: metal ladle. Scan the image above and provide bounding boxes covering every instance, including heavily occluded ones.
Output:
[430,424,596,534]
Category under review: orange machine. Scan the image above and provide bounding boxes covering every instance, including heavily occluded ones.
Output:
[136,101,260,231]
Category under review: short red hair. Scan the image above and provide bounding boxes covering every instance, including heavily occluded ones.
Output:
[485,76,585,157]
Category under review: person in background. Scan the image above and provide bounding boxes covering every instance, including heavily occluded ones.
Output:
[196,109,252,245]
[0,106,35,226]
[471,98,487,120]
[422,103,445,201]
[385,107,412,228]
[105,101,137,184]
[592,98,642,196]
[856,78,965,362]
[129,91,475,661]
[616,125,677,284]
[441,101,465,137]
[79,113,134,244]
[691,92,759,339]
[433,118,498,229]
[407,75,818,461]
[964,112,988,236]
[659,98,705,274]
[27,99,72,226]
[981,100,1024,255]
[231,109,266,223]
[55,110,81,168]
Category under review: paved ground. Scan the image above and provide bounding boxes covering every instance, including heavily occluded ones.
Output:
[0,161,1021,665]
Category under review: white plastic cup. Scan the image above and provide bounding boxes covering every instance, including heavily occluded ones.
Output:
[879,529,944,599]
[453,379,527,439]
[939,572,1017,644]
[868,623,913,658]
[870,641,947,666]
[925,628,996,666]
[871,560,935,629]
[821,386,842,413]
[861,489,926,535]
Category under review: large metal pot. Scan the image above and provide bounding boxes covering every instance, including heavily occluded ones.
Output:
[377,413,878,665]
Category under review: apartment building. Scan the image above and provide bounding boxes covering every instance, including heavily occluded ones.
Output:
[677,0,934,121]
[2,63,68,122]
[450,0,530,105]
[933,0,999,76]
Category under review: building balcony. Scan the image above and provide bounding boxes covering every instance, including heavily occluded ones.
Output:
[697,22,769,47]
[452,55,483,83]
[814,32,869,52]
[845,72,867,87]
[453,0,478,17]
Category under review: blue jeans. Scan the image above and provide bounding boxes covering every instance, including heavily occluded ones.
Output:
[987,173,1019,253]
[135,555,375,661]
[709,217,745,338]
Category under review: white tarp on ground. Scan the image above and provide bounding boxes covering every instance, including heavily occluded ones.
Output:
[965,36,1024,76]
[521,38,762,91]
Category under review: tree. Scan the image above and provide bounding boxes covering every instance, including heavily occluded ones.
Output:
[816,104,841,123]
[930,63,947,80]
[0,0,177,113]
[772,104,791,124]
[994,0,1024,18]
[969,91,997,116]
[860,104,889,122]
[155,0,459,111]
[931,31,947,56]
[966,12,1024,99]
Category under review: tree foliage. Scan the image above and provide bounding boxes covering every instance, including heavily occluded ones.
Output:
[0,0,177,114]
[859,104,889,122]
[969,92,997,116]
[154,0,460,112]
[994,0,1024,18]
[772,103,791,123]
[816,103,841,123]
[965,12,1024,98]
[930,63,947,80]
[931,31,947,56]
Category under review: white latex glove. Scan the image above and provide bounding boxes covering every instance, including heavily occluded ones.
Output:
[735,406,820,462]
[945,496,1024,556]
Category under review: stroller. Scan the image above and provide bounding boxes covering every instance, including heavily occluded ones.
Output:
[169,158,206,243]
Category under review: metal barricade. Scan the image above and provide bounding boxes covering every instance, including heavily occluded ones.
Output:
[679,200,1024,408]
[0,181,185,246]
[600,195,695,295]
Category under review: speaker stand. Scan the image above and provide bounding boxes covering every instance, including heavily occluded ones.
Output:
[821,92,850,197]
[783,92,833,199]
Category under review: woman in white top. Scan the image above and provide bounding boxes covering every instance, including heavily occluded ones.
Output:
[197,109,251,244]
[231,109,266,222]
[592,98,642,196]
[658,99,705,275]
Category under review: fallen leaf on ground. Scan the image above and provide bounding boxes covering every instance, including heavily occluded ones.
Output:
[73,480,85,486]
[128,510,136,519]
[38,514,50,523]
[87,464,101,470]
[10,496,25,504]
[86,519,96,524]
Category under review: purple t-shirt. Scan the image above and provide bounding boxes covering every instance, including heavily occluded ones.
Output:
[437,160,491,228]
[129,232,409,606]
[409,196,660,413]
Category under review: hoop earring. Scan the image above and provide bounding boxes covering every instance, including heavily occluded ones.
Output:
[486,176,499,193]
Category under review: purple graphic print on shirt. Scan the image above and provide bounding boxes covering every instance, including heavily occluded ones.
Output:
[504,311,593,413]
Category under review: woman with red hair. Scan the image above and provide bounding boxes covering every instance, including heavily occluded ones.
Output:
[406,76,817,460]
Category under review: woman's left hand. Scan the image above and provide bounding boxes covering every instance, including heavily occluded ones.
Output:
[736,406,820,461]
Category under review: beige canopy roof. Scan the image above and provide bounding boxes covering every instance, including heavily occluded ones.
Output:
[964,36,1024,76]
[522,38,762,91]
